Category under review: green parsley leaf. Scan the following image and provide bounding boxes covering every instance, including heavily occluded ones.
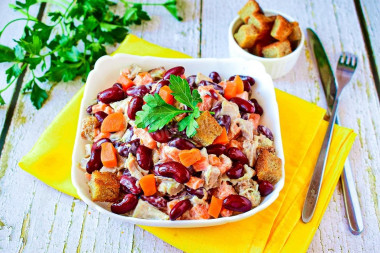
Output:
[0,94,5,105]
[169,75,201,109]
[135,93,184,132]
[0,44,16,63]
[5,64,22,83]
[30,81,48,109]
[178,107,200,137]
[163,0,183,21]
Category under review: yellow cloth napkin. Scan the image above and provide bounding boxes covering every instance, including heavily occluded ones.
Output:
[19,34,356,253]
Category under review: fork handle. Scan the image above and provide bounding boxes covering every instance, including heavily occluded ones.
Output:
[340,155,364,234]
[302,97,340,223]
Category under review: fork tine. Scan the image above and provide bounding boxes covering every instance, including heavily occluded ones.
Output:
[352,55,358,68]
[345,53,352,65]
[339,54,345,64]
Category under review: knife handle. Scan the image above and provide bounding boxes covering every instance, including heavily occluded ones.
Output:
[336,116,364,235]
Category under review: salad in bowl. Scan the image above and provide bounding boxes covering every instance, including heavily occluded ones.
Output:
[73,55,284,227]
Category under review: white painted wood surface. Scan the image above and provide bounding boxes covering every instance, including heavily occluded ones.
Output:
[0,0,379,252]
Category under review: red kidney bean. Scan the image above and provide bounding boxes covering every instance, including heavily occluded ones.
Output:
[216,115,231,133]
[136,145,153,171]
[111,194,138,214]
[226,163,245,179]
[113,83,123,90]
[206,144,227,156]
[169,199,192,220]
[258,125,274,141]
[225,147,249,165]
[222,195,252,212]
[209,71,222,83]
[210,101,222,116]
[168,138,196,150]
[141,195,167,209]
[230,97,255,113]
[258,180,274,196]
[97,85,125,104]
[167,122,186,137]
[186,75,197,88]
[228,75,255,92]
[117,139,140,157]
[94,111,108,125]
[127,96,143,120]
[86,104,93,114]
[209,89,219,100]
[163,66,185,80]
[86,138,110,173]
[149,128,171,143]
[154,161,191,183]
[120,175,141,195]
[185,187,205,199]
[124,126,134,143]
[126,85,150,97]
[250,98,263,116]
[153,79,170,94]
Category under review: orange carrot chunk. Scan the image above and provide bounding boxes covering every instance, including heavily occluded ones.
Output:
[223,81,237,100]
[139,174,157,196]
[101,112,126,133]
[179,148,202,167]
[234,75,244,94]
[208,196,223,218]
[159,86,174,105]
[213,127,229,145]
[185,176,204,190]
[101,142,118,168]
[117,74,135,91]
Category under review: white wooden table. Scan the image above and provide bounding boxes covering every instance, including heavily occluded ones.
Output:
[0,0,379,252]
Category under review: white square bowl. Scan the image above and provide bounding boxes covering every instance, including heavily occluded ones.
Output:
[72,54,285,228]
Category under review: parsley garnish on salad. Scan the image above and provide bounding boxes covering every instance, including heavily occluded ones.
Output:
[135,75,203,137]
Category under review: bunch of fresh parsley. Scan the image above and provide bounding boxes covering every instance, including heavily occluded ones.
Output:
[135,75,203,137]
[0,0,182,109]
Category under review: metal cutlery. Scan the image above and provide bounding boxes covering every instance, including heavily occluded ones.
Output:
[305,28,363,234]
[302,49,358,224]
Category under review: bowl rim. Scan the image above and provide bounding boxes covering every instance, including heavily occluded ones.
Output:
[71,54,285,227]
[228,9,305,62]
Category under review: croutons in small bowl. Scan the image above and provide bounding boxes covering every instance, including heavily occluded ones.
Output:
[72,54,285,228]
[228,7,304,79]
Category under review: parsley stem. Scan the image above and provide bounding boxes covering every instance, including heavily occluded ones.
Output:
[0,64,27,93]
[0,18,36,38]
[8,4,39,21]
[120,0,166,6]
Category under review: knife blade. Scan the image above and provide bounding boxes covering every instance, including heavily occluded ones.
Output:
[306,28,363,234]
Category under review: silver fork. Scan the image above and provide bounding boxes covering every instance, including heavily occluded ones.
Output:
[302,52,358,223]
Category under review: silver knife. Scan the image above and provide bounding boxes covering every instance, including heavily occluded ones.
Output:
[305,28,363,234]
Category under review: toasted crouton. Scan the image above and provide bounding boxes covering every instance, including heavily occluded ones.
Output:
[255,149,282,184]
[234,24,260,49]
[248,14,275,33]
[193,111,223,146]
[81,116,99,141]
[288,21,302,49]
[88,171,120,202]
[262,40,292,58]
[238,0,262,23]
[270,15,293,41]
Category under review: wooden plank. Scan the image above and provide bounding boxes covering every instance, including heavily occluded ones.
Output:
[357,0,380,92]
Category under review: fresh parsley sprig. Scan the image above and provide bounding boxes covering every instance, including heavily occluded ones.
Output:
[135,75,203,137]
[0,0,182,109]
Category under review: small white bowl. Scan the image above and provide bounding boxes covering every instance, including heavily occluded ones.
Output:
[228,10,304,79]
[72,54,285,228]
